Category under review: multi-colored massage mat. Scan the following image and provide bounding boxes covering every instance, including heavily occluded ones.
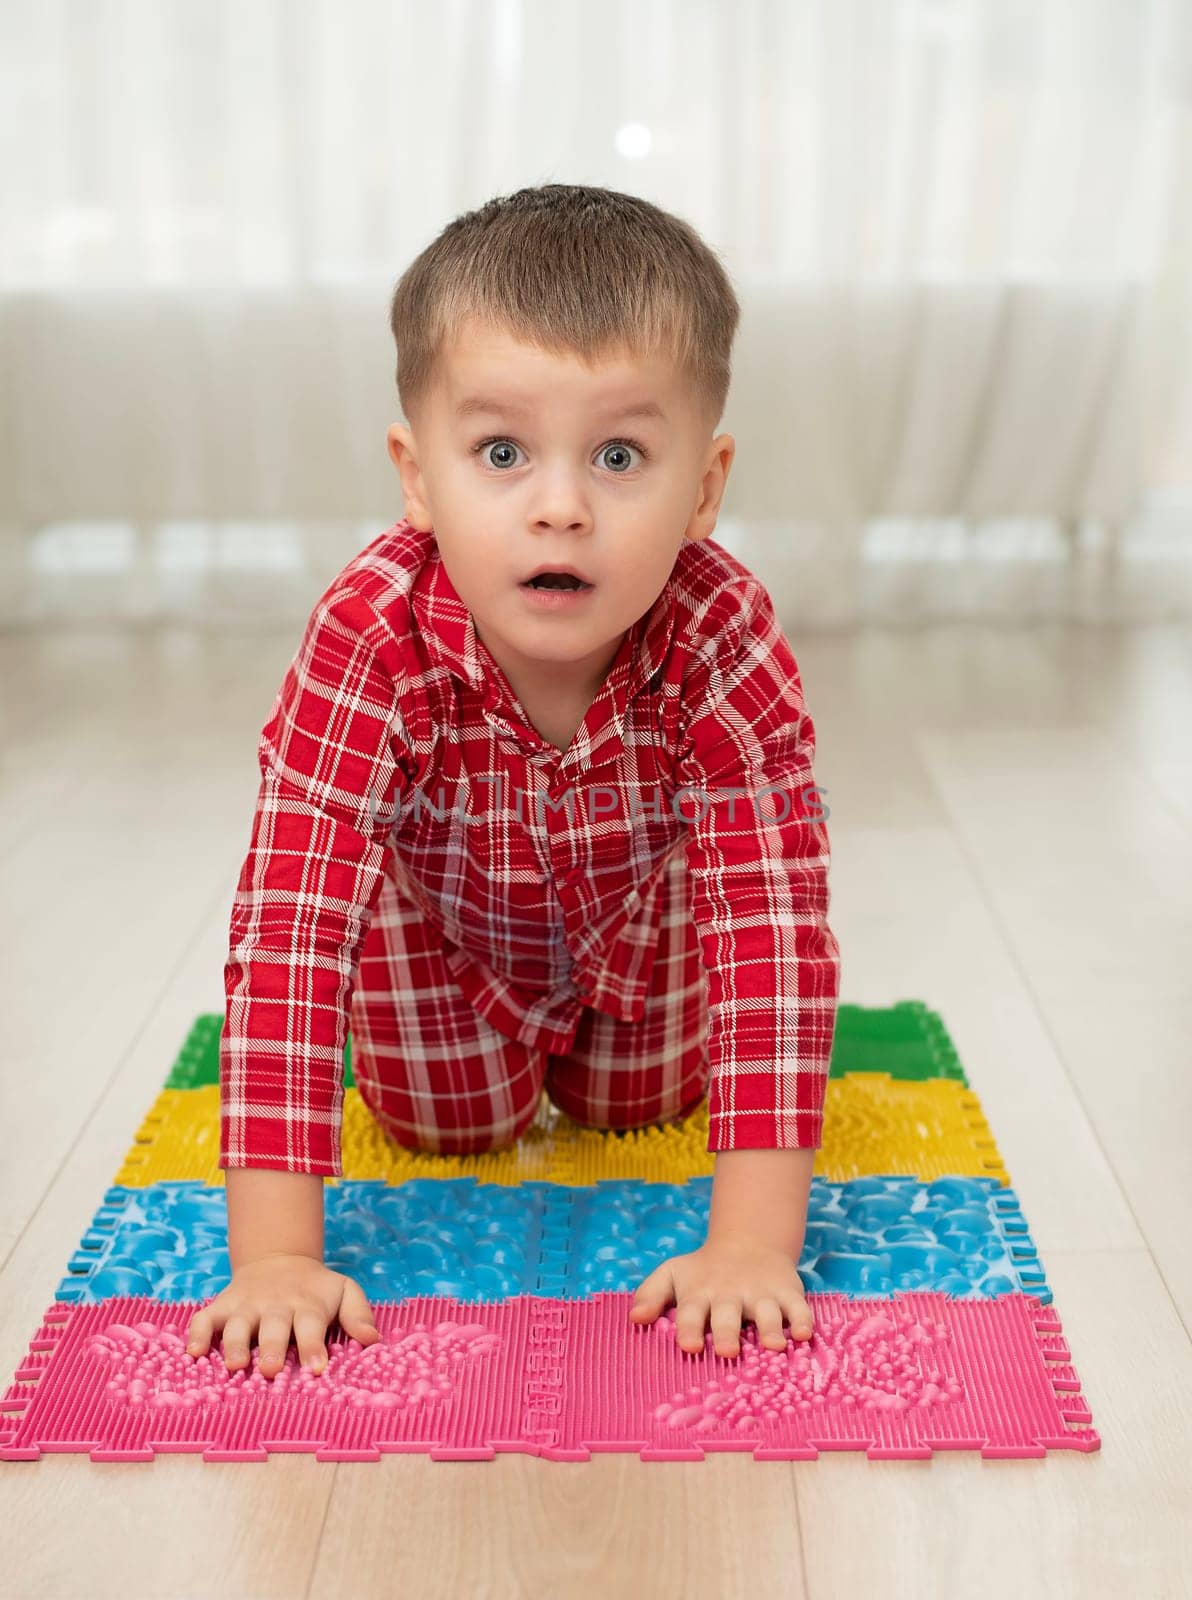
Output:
[0,1002,1100,1462]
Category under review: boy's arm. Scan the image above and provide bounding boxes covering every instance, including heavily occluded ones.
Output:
[225,1168,325,1269]
[630,580,836,1357]
[676,577,840,1161]
[219,584,411,1185]
[706,1147,815,1261]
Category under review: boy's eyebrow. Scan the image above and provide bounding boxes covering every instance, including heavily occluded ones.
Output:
[454,395,668,423]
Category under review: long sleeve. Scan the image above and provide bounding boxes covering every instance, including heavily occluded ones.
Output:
[218,586,410,1178]
[675,580,840,1152]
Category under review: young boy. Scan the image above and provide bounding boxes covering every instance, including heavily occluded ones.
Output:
[186,183,840,1381]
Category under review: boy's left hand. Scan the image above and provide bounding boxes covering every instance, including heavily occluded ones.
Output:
[629,1234,815,1357]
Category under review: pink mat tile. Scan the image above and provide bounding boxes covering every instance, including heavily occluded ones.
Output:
[0,1291,1098,1463]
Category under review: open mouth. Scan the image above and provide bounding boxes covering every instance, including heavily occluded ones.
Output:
[522,573,593,591]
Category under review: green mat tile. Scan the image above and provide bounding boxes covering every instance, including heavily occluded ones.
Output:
[164,1000,964,1092]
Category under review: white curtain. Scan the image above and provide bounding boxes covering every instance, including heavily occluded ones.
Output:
[2,0,1190,625]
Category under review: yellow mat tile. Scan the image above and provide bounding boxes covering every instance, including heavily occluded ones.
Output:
[114,1076,1009,1188]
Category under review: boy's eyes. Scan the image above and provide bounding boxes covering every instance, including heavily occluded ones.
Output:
[469,436,651,473]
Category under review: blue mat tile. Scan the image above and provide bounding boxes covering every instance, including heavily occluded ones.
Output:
[56,1175,1050,1306]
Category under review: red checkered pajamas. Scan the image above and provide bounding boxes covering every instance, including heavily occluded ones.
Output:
[218,517,840,1177]
[349,843,708,1154]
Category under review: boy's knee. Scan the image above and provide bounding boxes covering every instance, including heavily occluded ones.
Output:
[389,1105,539,1156]
[549,1080,705,1134]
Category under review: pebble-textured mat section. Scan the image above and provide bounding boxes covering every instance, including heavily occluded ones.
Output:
[54,1176,1050,1307]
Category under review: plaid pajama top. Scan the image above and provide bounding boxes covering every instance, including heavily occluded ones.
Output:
[218,516,840,1173]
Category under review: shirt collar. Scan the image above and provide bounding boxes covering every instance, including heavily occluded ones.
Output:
[410,538,676,707]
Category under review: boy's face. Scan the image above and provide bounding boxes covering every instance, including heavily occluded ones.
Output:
[386,318,735,701]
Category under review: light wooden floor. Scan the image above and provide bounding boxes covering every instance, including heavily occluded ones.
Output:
[0,617,1190,1600]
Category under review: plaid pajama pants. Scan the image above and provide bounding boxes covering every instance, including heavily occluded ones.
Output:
[348,848,710,1155]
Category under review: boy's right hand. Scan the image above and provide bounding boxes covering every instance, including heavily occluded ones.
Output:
[184,1252,381,1379]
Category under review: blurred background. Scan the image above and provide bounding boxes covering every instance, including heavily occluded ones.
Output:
[2,0,1191,628]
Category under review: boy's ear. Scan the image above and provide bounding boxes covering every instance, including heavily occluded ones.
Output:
[386,423,433,531]
[683,432,735,543]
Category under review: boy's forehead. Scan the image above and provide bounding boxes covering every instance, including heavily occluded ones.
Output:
[436,321,683,419]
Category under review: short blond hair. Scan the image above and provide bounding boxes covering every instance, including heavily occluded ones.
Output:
[389,183,739,431]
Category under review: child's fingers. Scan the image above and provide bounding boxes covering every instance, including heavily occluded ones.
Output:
[337,1279,381,1346]
[708,1298,745,1358]
[255,1309,294,1376]
[629,1262,674,1320]
[782,1293,815,1341]
[752,1295,788,1351]
[186,1298,234,1357]
[293,1309,330,1373]
[185,1307,213,1355]
[675,1296,714,1355]
[218,1311,257,1371]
